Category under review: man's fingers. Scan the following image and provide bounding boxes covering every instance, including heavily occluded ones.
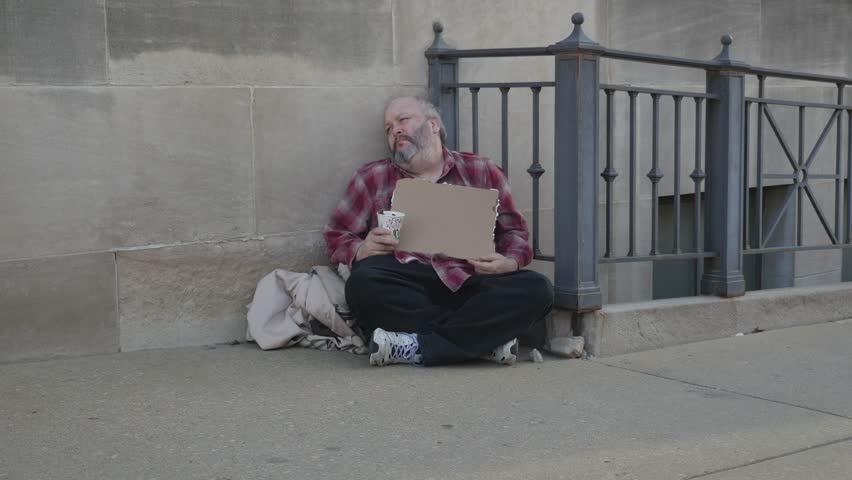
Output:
[468,259,494,273]
[372,236,399,247]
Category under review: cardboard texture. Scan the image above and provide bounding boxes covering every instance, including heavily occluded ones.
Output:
[391,179,498,259]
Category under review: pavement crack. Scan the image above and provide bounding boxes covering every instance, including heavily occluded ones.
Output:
[593,361,852,422]
[683,436,852,479]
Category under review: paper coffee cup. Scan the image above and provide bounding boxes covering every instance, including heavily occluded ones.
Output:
[377,211,405,240]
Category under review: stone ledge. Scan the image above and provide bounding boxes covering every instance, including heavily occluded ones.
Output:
[554,283,852,357]
[117,232,326,352]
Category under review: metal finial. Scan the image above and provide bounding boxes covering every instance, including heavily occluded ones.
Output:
[712,33,745,66]
[428,20,450,51]
[550,12,601,52]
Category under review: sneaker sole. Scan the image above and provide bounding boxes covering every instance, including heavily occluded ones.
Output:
[369,329,390,366]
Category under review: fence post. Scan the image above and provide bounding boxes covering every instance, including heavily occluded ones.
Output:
[549,13,603,311]
[702,35,748,297]
[425,22,459,150]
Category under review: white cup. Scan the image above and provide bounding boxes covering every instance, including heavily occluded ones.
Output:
[377,210,405,240]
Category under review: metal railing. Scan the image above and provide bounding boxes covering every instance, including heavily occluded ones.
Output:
[425,13,852,313]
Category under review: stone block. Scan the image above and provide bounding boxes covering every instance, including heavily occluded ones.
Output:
[0,253,117,362]
[107,0,393,85]
[578,282,852,357]
[0,87,253,260]
[1,0,106,84]
[394,0,604,86]
[253,86,420,234]
[607,0,761,86]
[734,283,852,334]
[546,336,584,358]
[587,296,739,356]
[760,0,852,78]
[117,232,326,351]
[0,1,9,83]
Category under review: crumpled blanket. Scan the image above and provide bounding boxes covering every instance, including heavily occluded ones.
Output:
[245,264,368,354]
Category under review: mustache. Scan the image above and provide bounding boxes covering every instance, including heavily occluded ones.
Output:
[391,134,418,157]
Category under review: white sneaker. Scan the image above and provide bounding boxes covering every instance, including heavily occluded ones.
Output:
[369,328,421,366]
[482,338,518,365]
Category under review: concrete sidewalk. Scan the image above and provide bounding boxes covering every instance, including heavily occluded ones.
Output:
[2,321,851,480]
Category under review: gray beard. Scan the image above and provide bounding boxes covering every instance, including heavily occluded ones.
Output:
[391,122,433,167]
[392,141,417,166]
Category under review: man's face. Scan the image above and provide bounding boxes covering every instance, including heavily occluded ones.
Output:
[384,98,435,166]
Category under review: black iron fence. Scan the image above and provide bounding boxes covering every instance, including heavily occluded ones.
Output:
[425,13,852,314]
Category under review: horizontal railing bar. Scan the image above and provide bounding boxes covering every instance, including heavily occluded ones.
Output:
[748,66,852,86]
[443,82,555,89]
[744,243,852,255]
[809,174,842,179]
[763,173,797,179]
[427,47,552,58]
[745,97,852,111]
[599,252,718,264]
[600,84,719,99]
[428,50,852,85]
[534,254,555,262]
[601,48,721,70]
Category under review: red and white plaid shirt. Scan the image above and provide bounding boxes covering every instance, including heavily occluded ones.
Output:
[323,148,532,292]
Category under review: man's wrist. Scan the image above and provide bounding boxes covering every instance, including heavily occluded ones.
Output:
[353,240,366,263]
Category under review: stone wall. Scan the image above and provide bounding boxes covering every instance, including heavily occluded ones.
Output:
[1,0,851,361]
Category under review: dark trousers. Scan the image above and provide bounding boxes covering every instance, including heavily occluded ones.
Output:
[345,255,554,366]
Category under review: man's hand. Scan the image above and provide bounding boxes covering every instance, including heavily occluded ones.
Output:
[468,253,519,274]
[355,228,399,261]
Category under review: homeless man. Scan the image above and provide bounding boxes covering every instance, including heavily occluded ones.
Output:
[323,96,553,367]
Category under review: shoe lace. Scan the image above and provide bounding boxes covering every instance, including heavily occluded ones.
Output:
[388,333,419,361]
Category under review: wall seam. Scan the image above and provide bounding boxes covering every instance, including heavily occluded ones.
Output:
[250,86,258,235]
[0,230,325,265]
[0,84,424,89]
[113,251,121,352]
[103,0,110,84]
[391,0,397,86]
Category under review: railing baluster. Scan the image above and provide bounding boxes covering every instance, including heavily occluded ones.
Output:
[602,89,618,257]
[691,98,706,295]
[628,91,638,257]
[673,95,682,254]
[798,105,805,246]
[648,93,663,256]
[835,84,844,239]
[500,87,510,176]
[470,87,480,154]
[756,76,765,249]
[744,101,751,249]
[527,86,544,257]
[848,109,852,243]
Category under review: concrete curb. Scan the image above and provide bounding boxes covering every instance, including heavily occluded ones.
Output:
[550,283,852,357]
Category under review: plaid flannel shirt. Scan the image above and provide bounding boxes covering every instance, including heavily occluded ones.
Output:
[323,148,532,292]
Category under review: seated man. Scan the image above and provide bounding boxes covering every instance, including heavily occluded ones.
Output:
[323,96,553,367]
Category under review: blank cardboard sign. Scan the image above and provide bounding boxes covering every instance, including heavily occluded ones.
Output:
[391,178,498,259]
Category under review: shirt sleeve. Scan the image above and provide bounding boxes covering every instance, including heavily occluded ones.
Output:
[323,171,374,267]
[487,162,533,269]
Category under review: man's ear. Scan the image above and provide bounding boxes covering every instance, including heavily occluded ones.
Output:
[430,118,440,134]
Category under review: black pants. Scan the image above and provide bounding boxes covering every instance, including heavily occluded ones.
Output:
[345,255,554,366]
